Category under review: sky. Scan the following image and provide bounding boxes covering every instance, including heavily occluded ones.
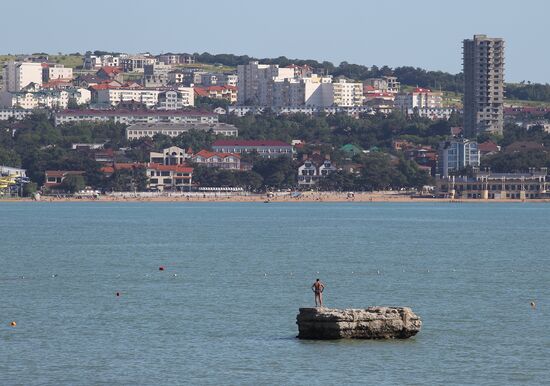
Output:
[2,0,548,83]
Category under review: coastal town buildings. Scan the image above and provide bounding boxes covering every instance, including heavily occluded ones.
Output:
[237,61,294,105]
[463,34,505,136]
[297,157,337,186]
[42,64,73,82]
[149,146,189,165]
[125,122,238,140]
[194,86,238,104]
[394,88,443,111]
[44,170,85,190]
[0,108,33,120]
[332,78,364,107]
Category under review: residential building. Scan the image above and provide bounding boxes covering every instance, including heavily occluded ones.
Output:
[146,163,193,191]
[54,109,218,126]
[212,139,292,158]
[436,168,548,199]
[478,140,500,157]
[199,73,238,87]
[437,138,480,177]
[272,75,334,107]
[150,146,189,165]
[237,61,294,105]
[195,86,238,104]
[395,88,443,111]
[157,89,194,109]
[332,78,364,107]
[83,53,120,70]
[463,34,505,136]
[120,55,157,72]
[1,89,69,109]
[403,107,456,120]
[363,76,400,94]
[42,63,73,82]
[2,61,43,92]
[0,108,32,121]
[94,87,161,107]
[297,157,337,186]
[157,53,195,65]
[44,170,85,189]
[190,150,241,170]
[126,122,238,140]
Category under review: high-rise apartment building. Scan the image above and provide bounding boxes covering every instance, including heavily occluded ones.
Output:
[2,61,43,92]
[437,138,480,177]
[463,34,505,137]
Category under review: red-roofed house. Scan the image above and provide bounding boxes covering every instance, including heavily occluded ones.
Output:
[478,141,501,157]
[212,140,292,158]
[97,66,123,82]
[44,170,85,189]
[146,163,193,191]
[194,85,237,103]
[190,150,240,170]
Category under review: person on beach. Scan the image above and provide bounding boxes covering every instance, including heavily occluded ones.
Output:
[311,278,325,307]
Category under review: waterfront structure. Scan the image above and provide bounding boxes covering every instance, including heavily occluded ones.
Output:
[437,138,480,177]
[2,61,43,92]
[190,150,241,170]
[212,139,292,158]
[44,170,85,190]
[297,158,337,186]
[149,146,189,165]
[0,165,26,178]
[463,34,505,136]
[146,163,193,191]
[436,168,548,199]
[54,109,218,126]
[126,122,238,140]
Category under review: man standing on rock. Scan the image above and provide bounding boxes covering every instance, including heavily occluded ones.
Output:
[311,278,325,307]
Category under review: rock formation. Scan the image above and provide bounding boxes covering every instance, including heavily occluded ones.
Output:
[296,306,421,340]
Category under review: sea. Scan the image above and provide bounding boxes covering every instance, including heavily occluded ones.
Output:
[1,202,549,385]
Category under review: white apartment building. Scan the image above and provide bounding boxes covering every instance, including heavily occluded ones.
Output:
[157,88,194,110]
[54,110,218,126]
[237,61,294,105]
[200,73,238,87]
[96,88,161,107]
[126,122,238,140]
[0,108,32,121]
[1,90,69,109]
[83,53,120,70]
[45,64,73,81]
[2,61,43,92]
[272,75,334,107]
[332,78,364,107]
[395,88,443,111]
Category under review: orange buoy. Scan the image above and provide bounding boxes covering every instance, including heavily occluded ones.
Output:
[10,321,16,327]
[159,266,165,271]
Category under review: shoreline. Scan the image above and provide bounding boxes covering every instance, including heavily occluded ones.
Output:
[2,192,550,203]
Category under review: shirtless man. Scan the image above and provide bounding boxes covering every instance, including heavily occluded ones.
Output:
[311,278,325,307]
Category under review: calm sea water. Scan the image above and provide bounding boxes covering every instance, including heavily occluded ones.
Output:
[1,202,549,385]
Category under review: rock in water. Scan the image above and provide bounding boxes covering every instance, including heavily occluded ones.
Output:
[296,307,421,340]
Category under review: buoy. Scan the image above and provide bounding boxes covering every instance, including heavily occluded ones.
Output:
[116,292,120,297]
[173,274,177,277]
[530,301,536,309]
[159,266,165,271]
[10,321,16,327]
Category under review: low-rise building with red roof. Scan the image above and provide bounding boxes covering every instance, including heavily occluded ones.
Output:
[190,150,240,170]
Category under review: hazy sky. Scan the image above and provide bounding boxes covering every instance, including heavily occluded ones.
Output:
[2,0,548,83]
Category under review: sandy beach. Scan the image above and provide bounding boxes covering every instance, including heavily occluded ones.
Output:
[2,191,549,203]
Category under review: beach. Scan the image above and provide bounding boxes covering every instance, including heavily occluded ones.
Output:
[2,191,549,203]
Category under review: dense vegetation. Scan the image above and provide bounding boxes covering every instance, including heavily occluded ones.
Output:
[1,110,549,194]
